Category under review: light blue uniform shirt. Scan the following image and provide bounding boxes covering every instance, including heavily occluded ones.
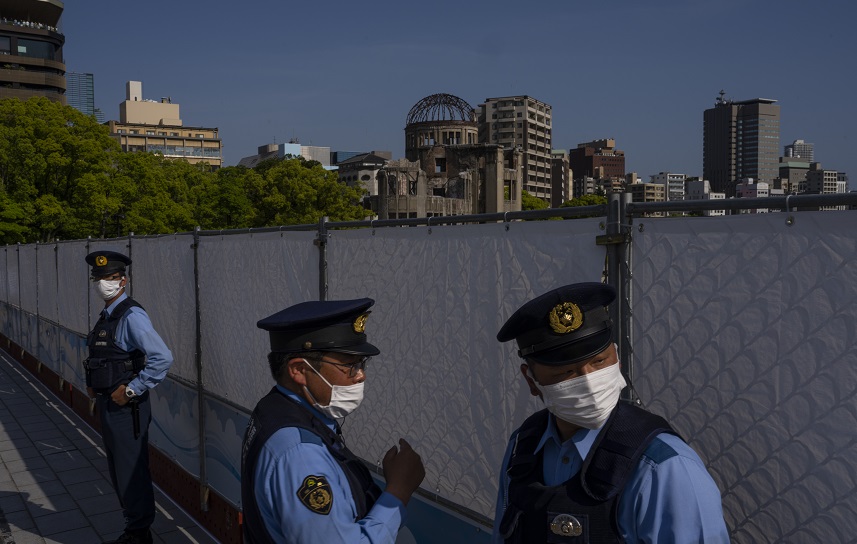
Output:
[253,386,406,543]
[492,412,729,543]
[105,292,174,395]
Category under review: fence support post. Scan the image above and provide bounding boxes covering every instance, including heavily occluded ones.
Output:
[316,217,329,301]
[603,193,636,403]
[192,226,209,512]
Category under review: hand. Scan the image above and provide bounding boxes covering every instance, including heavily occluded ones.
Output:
[110,384,130,406]
[382,439,425,505]
[87,387,95,399]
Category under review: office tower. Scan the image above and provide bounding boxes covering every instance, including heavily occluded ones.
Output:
[66,72,95,116]
[0,0,66,103]
[784,139,814,163]
[569,138,626,185]
[477,95,553,202]
[107,81,222,168]
[703,91,780,197]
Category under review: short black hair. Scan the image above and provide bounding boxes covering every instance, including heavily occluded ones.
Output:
[268,351,324,382]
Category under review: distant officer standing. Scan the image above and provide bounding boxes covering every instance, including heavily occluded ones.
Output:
[84,251,174,544]
[242,298,425,543]
[493,282,729,543]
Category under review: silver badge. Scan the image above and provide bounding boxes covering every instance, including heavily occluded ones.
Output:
[98,330,107,337]
[550,514,583,537]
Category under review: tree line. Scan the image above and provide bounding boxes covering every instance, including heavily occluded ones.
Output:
[0,97,604,245]
[0,97,370,245]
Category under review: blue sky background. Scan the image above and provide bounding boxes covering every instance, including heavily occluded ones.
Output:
[62,0,856,181]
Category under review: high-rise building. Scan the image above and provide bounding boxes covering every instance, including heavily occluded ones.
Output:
[569,139,626,184]
[107,81,222,168]
[477,95,552,202]
[703,91,780,197]
[66,71,94,116]
[784,139,814,163]
[0,0,66,104]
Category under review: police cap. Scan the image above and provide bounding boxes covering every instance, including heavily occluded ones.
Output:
[258,298,380,356]
[497,282,615,366]
[85,250,131,277]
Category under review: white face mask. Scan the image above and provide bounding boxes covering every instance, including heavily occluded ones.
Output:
[94,278,124,301]
[302,360,364,419]
[529,361,627,430]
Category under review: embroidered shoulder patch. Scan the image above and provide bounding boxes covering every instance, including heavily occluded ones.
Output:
[297,475,333,515]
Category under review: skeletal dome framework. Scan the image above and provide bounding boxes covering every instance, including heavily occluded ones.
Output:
[406,93,475,125]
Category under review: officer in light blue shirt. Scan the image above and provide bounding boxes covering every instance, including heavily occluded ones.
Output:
[493,283,729,543]
[241,298,425,543]
[85,250,174,544]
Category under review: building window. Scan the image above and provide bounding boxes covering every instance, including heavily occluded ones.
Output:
[146,130,155,135]
[130,130,139,134]
[196,134,204,138]
[436,158,446,174]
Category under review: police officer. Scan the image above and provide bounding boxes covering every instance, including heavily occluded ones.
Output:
[493,283,729,543]
[241,298,425,543]
[84,251,174,544]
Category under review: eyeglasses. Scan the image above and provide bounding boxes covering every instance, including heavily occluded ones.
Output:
[318,356,370,378]
[90,273,122,283]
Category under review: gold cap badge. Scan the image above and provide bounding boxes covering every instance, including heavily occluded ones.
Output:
[549,302,584,334]
[353,312,369,334]
[95,255,108,266]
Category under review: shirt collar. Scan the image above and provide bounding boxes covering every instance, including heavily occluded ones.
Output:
[104,292,129,316]
[535,412,603,459]
[275,384,337,433]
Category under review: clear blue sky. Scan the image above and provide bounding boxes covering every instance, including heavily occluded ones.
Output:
[62,0,856,181]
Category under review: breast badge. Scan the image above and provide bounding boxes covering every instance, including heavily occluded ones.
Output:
[297,475,333,515]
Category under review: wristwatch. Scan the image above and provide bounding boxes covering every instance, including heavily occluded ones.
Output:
[125,386,137,399]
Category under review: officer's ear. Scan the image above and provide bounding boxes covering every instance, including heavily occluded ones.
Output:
[520,363,541,398]
[286,357,309,386]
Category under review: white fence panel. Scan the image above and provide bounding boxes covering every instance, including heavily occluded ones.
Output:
[37,243,58,324]
[631,212,857,543]
[327,218,607,518]
[19,244,37,314]
[198,230,319,408]
[56,240,91,337]
[131,236,197,383]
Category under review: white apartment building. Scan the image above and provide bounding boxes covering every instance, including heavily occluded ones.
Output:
[477,96,552,202]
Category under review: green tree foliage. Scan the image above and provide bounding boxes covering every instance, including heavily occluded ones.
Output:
[521,190,549,211]
[560,194,607,219]
[561,194,608,208]
[0,97,370,244]
[0,97,118,242]
[249,158,369,226]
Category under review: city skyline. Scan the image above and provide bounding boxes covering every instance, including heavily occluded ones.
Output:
[61,0,856,181]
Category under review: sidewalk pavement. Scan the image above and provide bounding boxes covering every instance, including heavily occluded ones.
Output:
[0,350,220,544]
